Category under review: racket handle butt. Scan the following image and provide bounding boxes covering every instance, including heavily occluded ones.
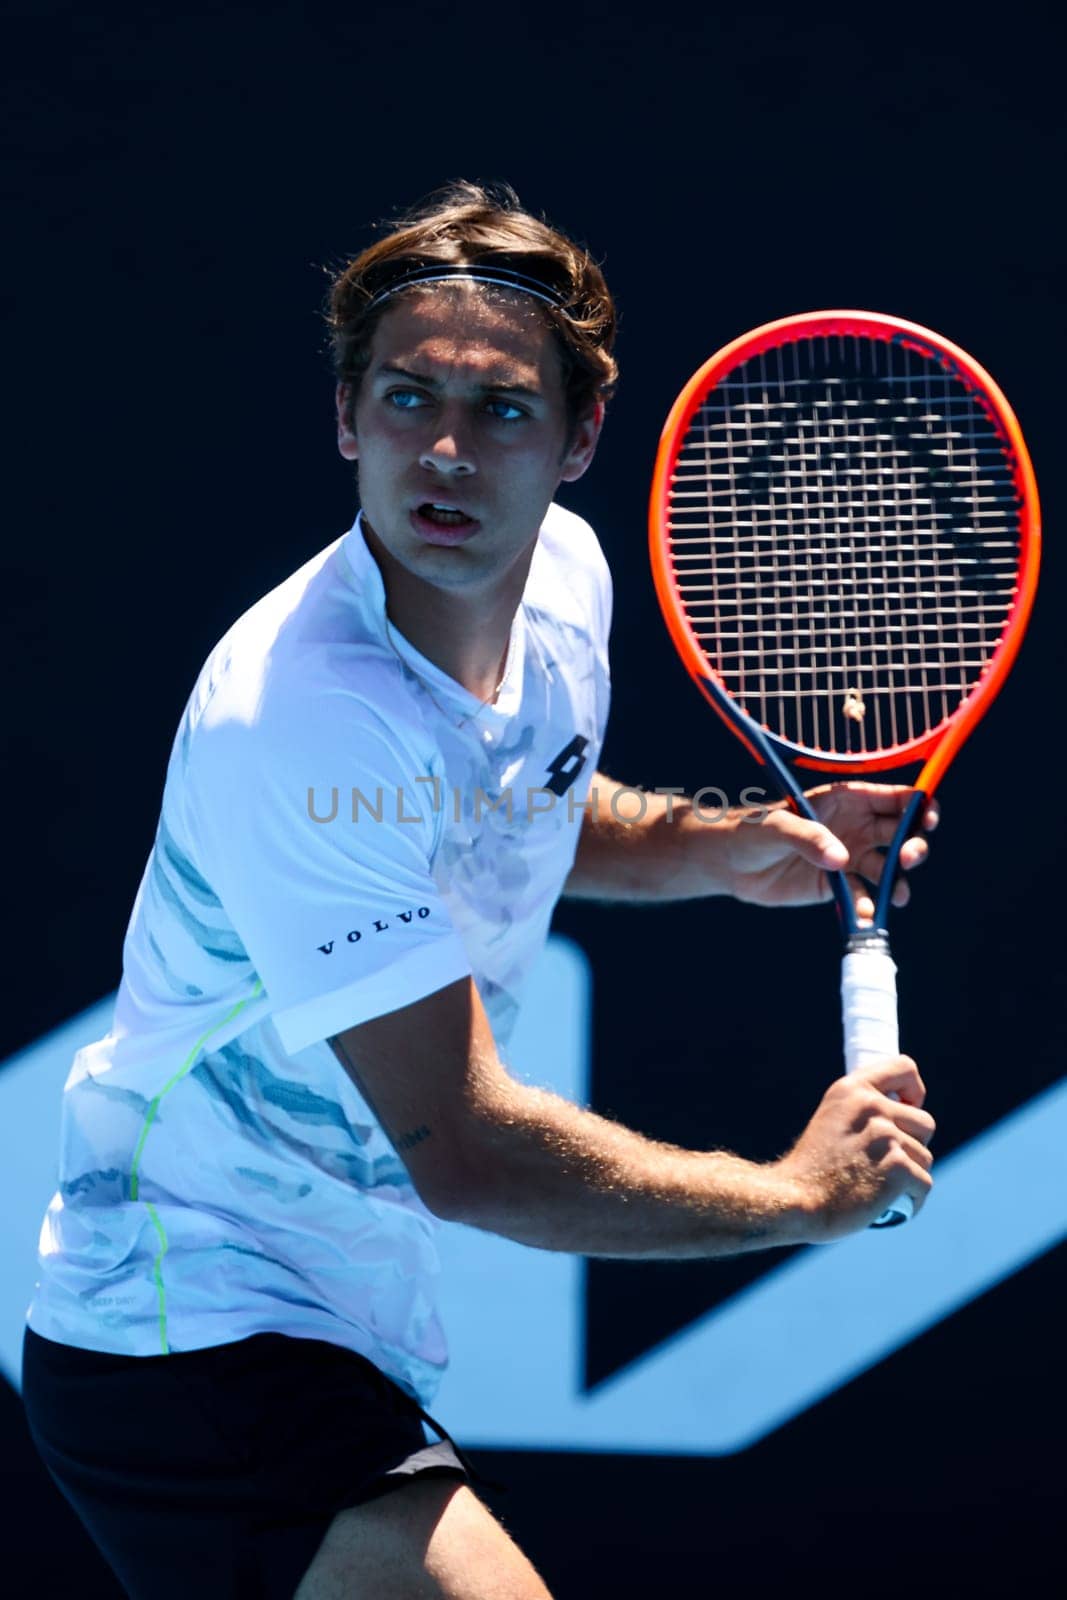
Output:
[871,1194,914,1227]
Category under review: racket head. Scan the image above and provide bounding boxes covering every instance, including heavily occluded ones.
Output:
[649,310,1040,795]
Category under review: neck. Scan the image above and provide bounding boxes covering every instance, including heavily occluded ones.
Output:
[362,522,528,702]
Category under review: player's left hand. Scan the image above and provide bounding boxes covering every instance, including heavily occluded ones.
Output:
[725,782,939,918]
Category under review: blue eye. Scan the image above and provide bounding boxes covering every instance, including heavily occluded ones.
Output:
[384,389,527,422]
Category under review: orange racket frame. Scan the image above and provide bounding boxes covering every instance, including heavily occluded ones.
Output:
[648,310,1041,801]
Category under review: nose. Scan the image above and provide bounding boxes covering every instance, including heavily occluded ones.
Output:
[419,404,476,476]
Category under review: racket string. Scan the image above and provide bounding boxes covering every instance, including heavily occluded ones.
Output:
[665,334,1022,756]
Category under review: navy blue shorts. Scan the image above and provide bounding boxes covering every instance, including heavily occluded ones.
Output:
[21,1325,471,1599]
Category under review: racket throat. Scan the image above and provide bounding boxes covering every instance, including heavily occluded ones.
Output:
[873,789,929,930]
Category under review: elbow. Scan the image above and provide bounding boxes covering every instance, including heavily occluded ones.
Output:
[402,1095,521,1226]
[416,1137,503,1226]
[413,1170,464,1222]
[420,1168,498,1226]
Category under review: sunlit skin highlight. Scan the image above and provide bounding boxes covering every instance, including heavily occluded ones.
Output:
[336,287,604,703]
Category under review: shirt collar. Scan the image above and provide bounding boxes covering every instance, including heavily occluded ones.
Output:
[338,510,528,727]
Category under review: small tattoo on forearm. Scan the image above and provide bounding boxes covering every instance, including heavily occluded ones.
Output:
[396,1125,432,1152]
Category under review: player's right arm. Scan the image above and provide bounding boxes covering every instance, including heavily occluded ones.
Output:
[329,976,935,1256]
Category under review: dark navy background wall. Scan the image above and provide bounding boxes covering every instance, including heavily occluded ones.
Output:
[5,3,1064,1592]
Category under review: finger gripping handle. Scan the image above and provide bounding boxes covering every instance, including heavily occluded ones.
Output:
[840,938,913,1228]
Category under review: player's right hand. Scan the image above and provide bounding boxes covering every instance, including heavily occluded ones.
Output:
[775,1057,935,1241]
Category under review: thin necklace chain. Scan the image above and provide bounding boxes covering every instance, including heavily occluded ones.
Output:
[385,625,509,729]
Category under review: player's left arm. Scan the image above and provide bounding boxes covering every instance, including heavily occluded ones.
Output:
[562,771,938,913]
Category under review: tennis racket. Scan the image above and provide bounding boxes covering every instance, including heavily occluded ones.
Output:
[649,310,1040,1227]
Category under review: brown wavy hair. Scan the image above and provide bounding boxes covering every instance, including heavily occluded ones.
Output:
[325,179,619,446]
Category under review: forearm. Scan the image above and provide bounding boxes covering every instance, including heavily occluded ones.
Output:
[563,772,757,903]
[439,1079,809,1257]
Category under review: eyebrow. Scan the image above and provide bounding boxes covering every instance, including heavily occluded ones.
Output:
[376,363,544,401]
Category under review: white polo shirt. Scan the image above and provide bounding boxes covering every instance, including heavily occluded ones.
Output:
[27,504,612,1403]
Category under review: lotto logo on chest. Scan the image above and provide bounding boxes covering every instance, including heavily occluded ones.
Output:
[544,734,589,798]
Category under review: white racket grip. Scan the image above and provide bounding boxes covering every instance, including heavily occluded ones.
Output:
[840,938,913,1227]
[841,941,898,1072]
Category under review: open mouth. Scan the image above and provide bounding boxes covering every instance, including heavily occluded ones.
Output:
[417,502,477,528]
[410,503,482,546]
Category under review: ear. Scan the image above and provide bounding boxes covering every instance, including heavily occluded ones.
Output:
[336,382,359,461]
[558,398,605,484]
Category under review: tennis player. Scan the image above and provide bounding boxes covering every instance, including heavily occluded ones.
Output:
[22,180,936,1599]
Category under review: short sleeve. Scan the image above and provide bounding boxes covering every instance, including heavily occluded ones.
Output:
[186,682,472,1054]
[589,523,613,655]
